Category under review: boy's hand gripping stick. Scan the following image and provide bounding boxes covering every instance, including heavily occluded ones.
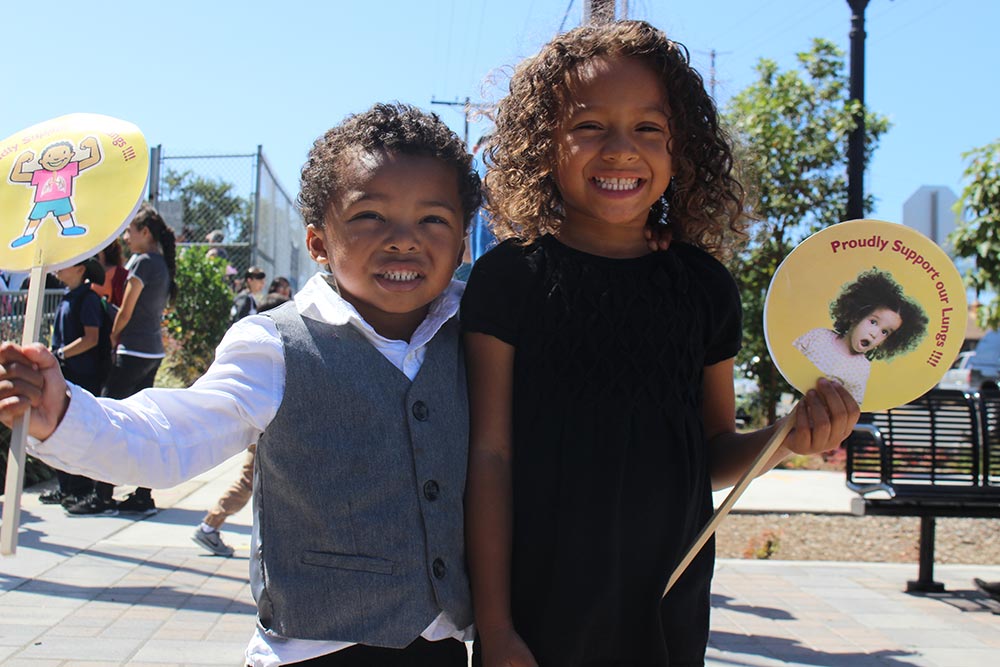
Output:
[0,114,148,555]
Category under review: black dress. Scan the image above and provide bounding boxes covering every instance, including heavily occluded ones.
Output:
[461,235,742,667]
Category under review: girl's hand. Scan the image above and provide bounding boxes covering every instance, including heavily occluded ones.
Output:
[644,224,673,252]
[0,342,70,440]
[480,626,538,667]
[785,378,860,456]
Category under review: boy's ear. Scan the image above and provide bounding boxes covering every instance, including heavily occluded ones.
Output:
[456,238,467,268]
[306,225,331,265]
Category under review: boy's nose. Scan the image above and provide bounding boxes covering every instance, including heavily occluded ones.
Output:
[385,224,419,253]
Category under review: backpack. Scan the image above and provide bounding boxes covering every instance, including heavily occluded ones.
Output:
[69,289,115,382]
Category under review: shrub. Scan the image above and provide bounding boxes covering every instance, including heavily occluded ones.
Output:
[744,529,782,560]
[161,247,233,387]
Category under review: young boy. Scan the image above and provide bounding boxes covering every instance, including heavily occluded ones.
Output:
[37,256,108,509]
[0,103,480,667]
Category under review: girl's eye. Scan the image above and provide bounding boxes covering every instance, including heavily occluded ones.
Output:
[422,215,450,225]
[637,125,665,133]
[350,211,384,222]
[573,121,602,131]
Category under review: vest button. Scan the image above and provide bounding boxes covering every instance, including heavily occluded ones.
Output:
[412,401,429,421]
[423,480,440,500]
[432,558,447,579]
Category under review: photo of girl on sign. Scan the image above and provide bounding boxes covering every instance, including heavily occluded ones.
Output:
[793,268,929,405]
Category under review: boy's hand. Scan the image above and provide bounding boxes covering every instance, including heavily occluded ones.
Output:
[785,378,859,456]
[480,626,538,667]
[0,342,70,440]
[644,224,673,252]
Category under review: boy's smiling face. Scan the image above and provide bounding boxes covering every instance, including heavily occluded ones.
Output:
[307,152,465,341]
[40,144,74,171]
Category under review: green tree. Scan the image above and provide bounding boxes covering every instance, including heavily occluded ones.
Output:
[952,139,1000,329]
[163,168,253,243]
[725,39,890,423]
[161,247,234,387]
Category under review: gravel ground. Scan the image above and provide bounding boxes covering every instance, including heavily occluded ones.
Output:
[715,513,1000,564]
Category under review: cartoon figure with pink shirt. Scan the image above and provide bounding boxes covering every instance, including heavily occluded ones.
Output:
[7,136,102,248]
[793,268,928,405]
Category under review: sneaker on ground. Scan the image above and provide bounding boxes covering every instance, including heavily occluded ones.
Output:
[39,489,69,504]
[60,494,83,508]
[975,578,1000,602]
[117,492,157,516]
[65,494,118,516]
[192,528,235,557]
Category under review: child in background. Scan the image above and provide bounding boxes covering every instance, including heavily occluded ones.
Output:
[462,21,860,667]
[0,103,479,666]
[794,268,928,405]
[38,257,108,508]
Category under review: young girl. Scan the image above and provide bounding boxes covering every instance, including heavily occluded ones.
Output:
[794,268,928,405]
[462,21,859,667]
[70,203,178,516]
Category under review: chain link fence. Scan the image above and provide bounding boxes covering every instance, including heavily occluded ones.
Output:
[149,146,311,292]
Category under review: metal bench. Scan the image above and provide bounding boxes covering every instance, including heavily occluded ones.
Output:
[845,388,1000,592]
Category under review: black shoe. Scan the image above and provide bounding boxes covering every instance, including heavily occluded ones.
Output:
[117,492,157,516]
[60,494,83,508]
[39,489,69,505]
[65,494,118,516]
[974,578,1000,602]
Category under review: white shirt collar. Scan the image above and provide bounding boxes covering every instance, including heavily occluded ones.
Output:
[294,272,464,350]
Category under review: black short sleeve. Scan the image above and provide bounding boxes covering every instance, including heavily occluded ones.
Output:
[460,239,539,346]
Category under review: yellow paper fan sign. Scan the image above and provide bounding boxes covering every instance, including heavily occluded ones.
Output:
[765,219,967,412]
[0,113,148,271]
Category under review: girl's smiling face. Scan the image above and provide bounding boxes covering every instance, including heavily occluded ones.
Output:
[849,307,903,354]
[552,56,674,255]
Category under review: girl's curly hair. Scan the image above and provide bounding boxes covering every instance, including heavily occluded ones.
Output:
[298,102,482,230]
[484,20,747,257]
[830,268,929,361]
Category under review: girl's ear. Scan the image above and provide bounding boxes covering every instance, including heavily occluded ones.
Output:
[456,238,467,268]
[306,225,331,265]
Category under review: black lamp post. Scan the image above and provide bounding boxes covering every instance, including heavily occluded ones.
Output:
[846,0,869,221]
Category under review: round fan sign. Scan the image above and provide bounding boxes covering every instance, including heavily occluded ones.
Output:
[765,219,967,412]
[0,113,148,271]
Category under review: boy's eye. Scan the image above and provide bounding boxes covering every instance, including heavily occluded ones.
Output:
[350,211,384,222]
[421,215,450,225]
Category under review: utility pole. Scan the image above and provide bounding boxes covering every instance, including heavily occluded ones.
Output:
[584,0,618,24]
[846,0,869,221]
[430,97,489,149]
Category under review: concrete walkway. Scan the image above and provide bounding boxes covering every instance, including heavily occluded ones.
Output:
[1,458,998,666]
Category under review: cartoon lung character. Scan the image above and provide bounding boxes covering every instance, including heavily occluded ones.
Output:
[7,136,102,248]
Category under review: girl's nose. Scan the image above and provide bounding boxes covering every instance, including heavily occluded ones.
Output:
[602,129,639,162]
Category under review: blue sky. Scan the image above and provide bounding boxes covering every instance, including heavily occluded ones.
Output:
[3,0,995,224]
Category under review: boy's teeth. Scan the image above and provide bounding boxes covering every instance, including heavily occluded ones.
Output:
[380,270,420,281]
[594,177,639,191]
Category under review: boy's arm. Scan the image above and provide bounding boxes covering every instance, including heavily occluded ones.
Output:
[704,359,859,490]
[8,151,34,183]
[77,136,101,170]
[0,318,283,488]
[464,332,538,667]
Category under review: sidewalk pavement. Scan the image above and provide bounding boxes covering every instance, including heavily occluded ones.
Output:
[1,457,998,666]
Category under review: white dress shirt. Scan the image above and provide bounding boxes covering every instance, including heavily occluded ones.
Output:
[29,272,472,666]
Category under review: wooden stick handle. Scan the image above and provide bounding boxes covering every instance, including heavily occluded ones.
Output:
[2,265,48,556]
[663,412,796,596]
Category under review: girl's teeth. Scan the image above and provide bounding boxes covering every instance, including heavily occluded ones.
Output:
[594,177,639,191]
[381,271,419,281]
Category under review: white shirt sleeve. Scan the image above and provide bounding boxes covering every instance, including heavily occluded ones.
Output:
[28,315,285,489]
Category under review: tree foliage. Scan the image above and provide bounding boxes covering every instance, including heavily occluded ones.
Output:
[724,39,890,423]
[163,168,253,243]
[162,247,234,386]
[952,139,1000,329]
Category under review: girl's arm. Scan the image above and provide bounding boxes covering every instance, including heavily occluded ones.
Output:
[111,276,143,346]
[464,332,538,667]
[703,358,859,490]
[58,324,98,359]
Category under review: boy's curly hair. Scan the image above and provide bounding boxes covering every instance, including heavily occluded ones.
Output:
[298,102,482,230]
[830,268,929,361]
[484,20,747,257]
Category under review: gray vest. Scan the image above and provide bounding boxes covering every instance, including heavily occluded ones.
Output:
[250,304,472,646]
